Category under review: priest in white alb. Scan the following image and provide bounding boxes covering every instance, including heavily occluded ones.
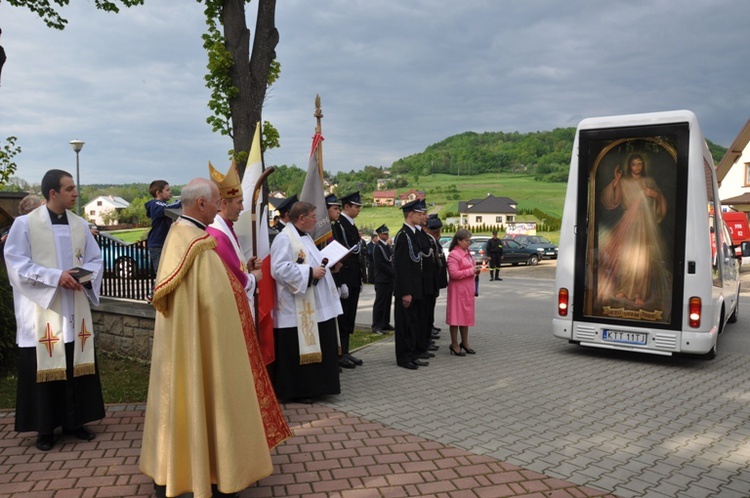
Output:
[270,200,342,404]
[4,169,105,452]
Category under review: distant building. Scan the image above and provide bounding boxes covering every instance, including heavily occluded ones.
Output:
[717,118,750,213]
[373,189,397,206]
[399,189,426,203]
[84,195,130,226]
[458,194,517,229]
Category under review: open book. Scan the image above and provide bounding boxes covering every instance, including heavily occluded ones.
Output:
[319,240,356,267]
[69,267,94,283]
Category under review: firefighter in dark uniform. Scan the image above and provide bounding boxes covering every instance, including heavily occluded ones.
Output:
[415,201,438,357]
[486,230,504,281]
[425,214,448,345]
[273,194,298,232]
[332,191,365,368]
[325,193,342,244]
[393,199,430,370]
[371,224,395,334]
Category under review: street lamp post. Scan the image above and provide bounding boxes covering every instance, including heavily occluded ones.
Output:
[69,140,85,215]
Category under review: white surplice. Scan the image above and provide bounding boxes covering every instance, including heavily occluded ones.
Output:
[4,210,103,348]
[270,228,342,329]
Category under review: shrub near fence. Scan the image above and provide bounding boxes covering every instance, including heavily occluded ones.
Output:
[0,263,18,368]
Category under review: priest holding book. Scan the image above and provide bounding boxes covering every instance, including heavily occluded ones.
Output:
[270,200,343,404]
[3,169,105,452]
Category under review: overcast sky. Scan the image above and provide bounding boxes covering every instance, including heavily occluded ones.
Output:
[1,0,749,186]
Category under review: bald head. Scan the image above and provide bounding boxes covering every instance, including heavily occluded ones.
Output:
[181,178,220,226]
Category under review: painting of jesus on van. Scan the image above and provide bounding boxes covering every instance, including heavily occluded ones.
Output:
[586,138,678,324]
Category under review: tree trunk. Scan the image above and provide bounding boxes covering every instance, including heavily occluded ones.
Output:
[222,0,278,179]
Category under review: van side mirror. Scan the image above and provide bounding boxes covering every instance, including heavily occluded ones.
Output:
[742,241,750,257]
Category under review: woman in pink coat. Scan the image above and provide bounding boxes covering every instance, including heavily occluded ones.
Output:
[446,228,480,356]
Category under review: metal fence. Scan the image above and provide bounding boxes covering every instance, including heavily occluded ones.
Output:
[95,233,154,301]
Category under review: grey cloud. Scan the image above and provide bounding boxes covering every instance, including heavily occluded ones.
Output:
[1,0,749,186]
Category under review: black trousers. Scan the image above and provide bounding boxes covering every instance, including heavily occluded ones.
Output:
[489,253,502,269]
[394,296,423,365]
[372,281,393,329]
[337,282,361,354]
[419,293,438,352]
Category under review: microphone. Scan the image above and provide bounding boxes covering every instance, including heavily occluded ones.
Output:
[313,257,329,286]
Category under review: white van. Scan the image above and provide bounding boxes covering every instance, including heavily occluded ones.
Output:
[553,110,740,358]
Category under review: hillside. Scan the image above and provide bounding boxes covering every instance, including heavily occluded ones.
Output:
[330,128,728,196]
[385,128,728,183]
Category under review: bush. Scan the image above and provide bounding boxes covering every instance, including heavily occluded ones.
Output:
[0,263,18,371]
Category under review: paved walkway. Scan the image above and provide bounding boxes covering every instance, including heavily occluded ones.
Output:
[0,402,613,497]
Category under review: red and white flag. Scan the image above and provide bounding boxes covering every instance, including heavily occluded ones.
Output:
[235,122,275,365]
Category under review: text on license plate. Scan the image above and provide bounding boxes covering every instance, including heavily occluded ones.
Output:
[602,329,647,345]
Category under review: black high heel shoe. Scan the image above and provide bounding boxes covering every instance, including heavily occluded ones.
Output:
[459,343,476,354]
[449,345,466,356]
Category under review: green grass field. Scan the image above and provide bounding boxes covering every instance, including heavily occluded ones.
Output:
[108,229,147,243]
[355,173,566,238]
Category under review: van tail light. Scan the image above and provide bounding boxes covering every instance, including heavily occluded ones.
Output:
[558,288,569,317]
[688,297,701,328]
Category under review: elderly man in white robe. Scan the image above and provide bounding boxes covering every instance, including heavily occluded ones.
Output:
[4,169,104,451]
[270,200,343,404]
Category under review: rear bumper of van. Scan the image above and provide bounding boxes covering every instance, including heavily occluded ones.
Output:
[553,318,717,356]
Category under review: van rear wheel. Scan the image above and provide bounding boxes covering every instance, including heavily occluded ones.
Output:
[728,291,739,324]
[703,342,717,360]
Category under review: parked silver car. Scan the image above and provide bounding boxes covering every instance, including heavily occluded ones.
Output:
[504,234,558,260]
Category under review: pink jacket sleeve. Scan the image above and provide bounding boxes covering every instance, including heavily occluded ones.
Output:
[447,248,475,281]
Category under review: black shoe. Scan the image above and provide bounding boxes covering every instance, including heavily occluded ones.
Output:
[64,426,95,441]
[292,397,315,405]
[427,344,439,351]
[398,361,418,370]
[36,434,55,451]
[338,357,356,369]
[489,277,494,281]
[371,328,384,335]
[382,325,395,331]
[449,345,466,356]
[212,484,240,497]
[496,278,503,281]
[431,331,441,339]
[459,342,476,355]
[345,353,364,366]
[432,327,441,333]
[416,352,434,359]
[412,359,429,367]
[153,483,167,498]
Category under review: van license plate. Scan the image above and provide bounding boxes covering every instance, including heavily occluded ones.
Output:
[602,330,647,345]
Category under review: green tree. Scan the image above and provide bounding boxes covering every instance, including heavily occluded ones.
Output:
[118,195,151,226]
[0,137,22,187]
[266,164,306,196]
[9,0,281,177]
[202,0,280,172]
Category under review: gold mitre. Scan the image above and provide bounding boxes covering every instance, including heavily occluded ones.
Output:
[208,160,242,199]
